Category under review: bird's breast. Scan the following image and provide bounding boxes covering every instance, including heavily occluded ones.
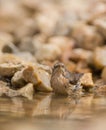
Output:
[51,74,68,95]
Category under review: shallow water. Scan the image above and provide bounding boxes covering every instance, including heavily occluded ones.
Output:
[0,93,106,130]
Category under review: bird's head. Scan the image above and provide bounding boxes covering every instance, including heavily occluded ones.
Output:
[52,62,66,74]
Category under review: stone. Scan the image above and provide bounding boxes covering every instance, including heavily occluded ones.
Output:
[93,47,106,69]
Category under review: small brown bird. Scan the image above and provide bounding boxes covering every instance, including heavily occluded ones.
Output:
[51,62,83,97]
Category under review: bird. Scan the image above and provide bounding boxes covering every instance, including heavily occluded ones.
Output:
[50,62,83,97]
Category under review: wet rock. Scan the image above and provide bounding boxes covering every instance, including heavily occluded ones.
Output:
[79,73,94,89]
[0,81,34,100]
[101,67,106,82]
[0,80,20,97]
[72,23,103,50]
[0,80,9,96]
[93,47,106,69]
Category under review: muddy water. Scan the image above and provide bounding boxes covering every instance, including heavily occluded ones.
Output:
[0,93,106,130]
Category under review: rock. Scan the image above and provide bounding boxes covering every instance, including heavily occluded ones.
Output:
[48,36,74,51]
[21,0,39,12]
[72,23,103,50]
[70,49,93,73]
[36,63,52,74]
[18,83,34,100]
[0,54,25,76]
[94,79,106,94]
[0,53,24,64]
[11,69,26,88]
[23,65,39,85]
[0,39,18,54]
[48,36,74,62]
[94,85,106,93]
[35,10,59,36]
[93,47,106,69]
[87,2,106,23]
[95,79,106,87]
[16,52,36,63]
[0,63,24,77]
[75,61,92,73]
[93,15,106,39]
[65,61,76,72]
[35,67,52,92]
[0,81,20,97]
[101,67,106,82]
[23,64,52,92]
[32,34,47,47]
[80,73,94,88]
[70,48,93,64]
[34,36,73,62]
[14,18,38,41]
[0,32,13,43]
[2,43,19,54]
[35,43,61,61]
[19,37,36,54]
[0,80,34,100]
[52,12,80,36]
[0,80,9,96]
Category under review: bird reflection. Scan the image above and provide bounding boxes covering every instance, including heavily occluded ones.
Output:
[0,93,80,121]
[49,94,79,119]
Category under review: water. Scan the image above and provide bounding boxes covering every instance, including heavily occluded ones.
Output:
[0,93,106,130]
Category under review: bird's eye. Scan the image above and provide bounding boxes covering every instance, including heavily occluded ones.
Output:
[53,63,65,69]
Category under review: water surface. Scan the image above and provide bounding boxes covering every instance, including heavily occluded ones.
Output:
[0,93,106,130]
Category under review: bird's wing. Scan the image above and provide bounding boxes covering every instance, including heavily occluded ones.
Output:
[64,70,83,85]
